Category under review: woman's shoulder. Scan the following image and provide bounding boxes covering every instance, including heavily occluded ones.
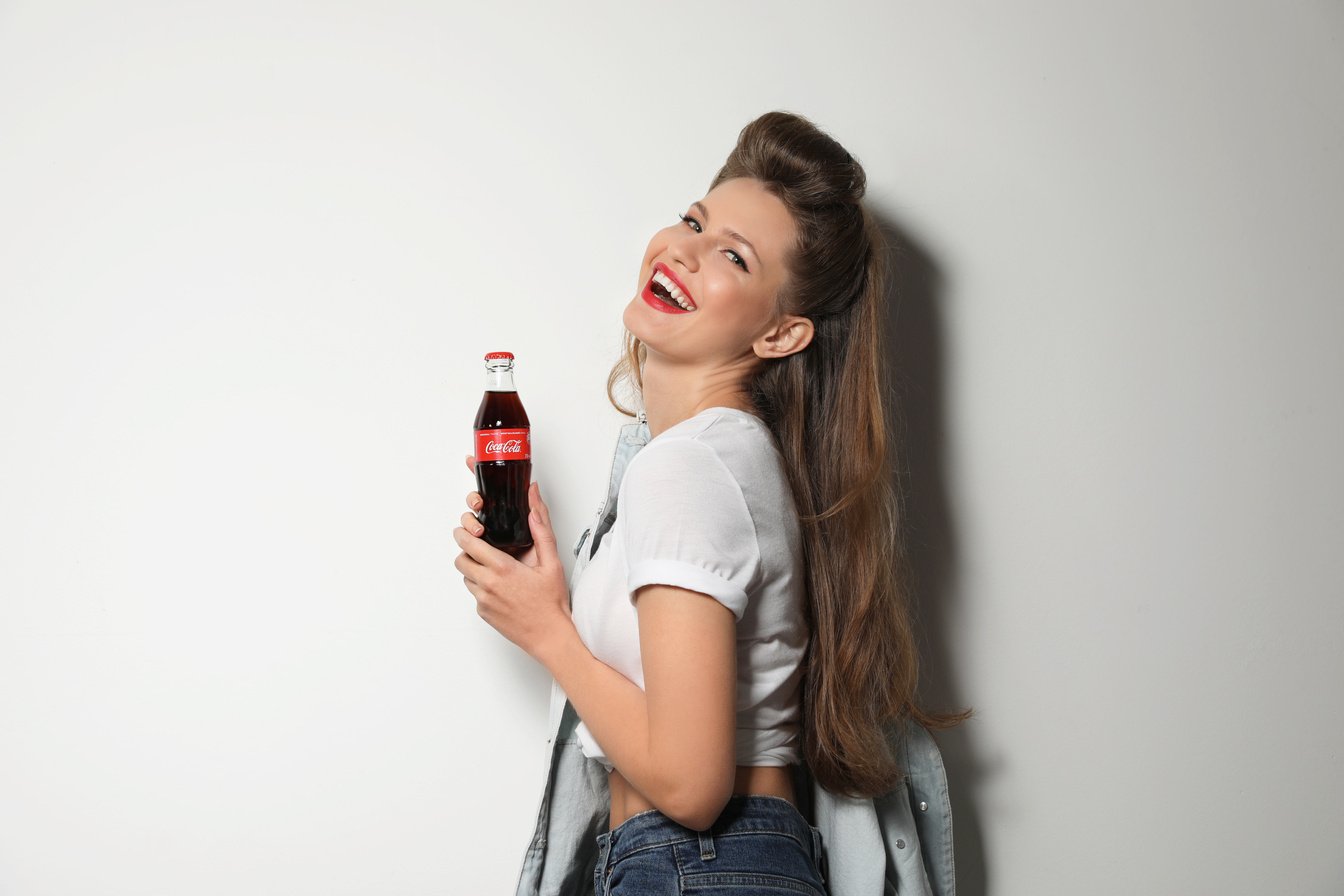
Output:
[646,407,781,465]
[626,407,791,506]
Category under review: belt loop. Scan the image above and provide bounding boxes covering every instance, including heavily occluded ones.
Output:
[810,826,826,883]
[698,828,716,861]
[594,833,612,895]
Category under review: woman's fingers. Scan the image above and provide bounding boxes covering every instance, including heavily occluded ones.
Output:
[464,490,483,512]
[527,482,560,567]
[531,481,557,531]
[453,533,497,588]
[464,454,476,474]
[453,523,508,570]
[527,482,546,526]
[461,511,484,536]
[454,547,482,583]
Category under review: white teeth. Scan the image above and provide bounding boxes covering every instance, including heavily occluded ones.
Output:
[652,270,695,310]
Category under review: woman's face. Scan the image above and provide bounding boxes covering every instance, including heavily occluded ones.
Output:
[624,177,799,366]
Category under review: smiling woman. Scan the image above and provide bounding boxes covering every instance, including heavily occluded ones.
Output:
[453,110,968,896]
[621,177,808,375]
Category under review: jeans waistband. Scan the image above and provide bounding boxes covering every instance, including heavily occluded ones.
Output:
[596,795,818,861]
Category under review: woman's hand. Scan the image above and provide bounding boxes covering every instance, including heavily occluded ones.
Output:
[459,453,544,568]
[454,456,574,663]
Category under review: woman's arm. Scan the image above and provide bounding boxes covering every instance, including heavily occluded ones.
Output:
[453,483,737,830]
[541,583,737,831]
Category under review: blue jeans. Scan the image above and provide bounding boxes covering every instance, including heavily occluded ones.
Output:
[593,795,829,895]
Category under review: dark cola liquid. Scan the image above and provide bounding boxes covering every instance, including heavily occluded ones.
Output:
[474,389,532,554]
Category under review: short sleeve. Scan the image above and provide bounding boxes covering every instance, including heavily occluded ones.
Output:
[618,437,761,620]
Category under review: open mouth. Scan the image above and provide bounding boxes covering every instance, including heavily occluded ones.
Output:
[640,263,696,314]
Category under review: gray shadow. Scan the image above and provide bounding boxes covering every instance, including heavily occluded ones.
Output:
[873,207,990,896]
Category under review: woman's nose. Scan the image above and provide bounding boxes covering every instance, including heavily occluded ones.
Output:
[667,229,701,272]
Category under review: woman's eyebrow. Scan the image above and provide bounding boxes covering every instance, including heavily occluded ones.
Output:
[692,200,758,260]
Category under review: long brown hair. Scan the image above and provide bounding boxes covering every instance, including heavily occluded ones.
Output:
[609,111,969,798]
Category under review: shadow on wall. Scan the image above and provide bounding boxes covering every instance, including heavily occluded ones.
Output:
[874,208,991,896]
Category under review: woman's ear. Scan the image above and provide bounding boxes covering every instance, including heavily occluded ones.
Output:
[752,314,815,360]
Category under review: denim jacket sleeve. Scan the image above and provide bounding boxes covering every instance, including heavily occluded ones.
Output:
[805,720,956,896]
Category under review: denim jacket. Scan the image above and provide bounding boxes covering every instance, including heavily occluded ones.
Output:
[515,418,957,896]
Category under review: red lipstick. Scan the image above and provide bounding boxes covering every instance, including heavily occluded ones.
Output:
[640,263,695,315]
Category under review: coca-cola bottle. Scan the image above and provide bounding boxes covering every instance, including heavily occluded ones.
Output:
[473,351,532,555]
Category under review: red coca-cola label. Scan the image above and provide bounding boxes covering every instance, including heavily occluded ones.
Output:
[475,428,530,462]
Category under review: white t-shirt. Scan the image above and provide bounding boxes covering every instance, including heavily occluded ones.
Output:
[570,406,809,771]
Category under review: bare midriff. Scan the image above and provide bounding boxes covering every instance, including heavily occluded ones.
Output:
[607,764,798,830]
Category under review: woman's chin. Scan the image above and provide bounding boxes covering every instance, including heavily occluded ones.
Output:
[623,295,701,361]
[622,298,662,342]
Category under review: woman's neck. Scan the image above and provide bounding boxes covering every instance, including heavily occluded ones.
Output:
[640,352,756,439]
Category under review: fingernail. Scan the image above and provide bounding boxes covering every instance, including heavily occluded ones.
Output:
[474,526,483,535]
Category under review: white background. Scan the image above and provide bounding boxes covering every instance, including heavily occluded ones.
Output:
[2,2,1341,893]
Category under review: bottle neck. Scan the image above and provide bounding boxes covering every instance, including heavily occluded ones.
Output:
[485,367,516,391]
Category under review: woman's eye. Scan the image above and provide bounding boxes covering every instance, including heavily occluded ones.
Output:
[679,214,749,272]
[678,213,702,233]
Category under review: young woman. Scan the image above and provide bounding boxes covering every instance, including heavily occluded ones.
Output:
[454,111,965,895]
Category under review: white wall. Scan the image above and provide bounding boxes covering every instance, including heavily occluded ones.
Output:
[1,2,1340,893]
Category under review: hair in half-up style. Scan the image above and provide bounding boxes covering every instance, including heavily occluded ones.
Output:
[609,110,969,798]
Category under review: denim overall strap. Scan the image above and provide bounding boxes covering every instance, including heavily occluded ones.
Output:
[582,416,649,562]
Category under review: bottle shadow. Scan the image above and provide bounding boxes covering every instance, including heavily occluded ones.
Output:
[873,208,992,896]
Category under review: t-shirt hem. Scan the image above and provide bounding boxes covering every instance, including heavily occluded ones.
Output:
[627,559,750,621]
